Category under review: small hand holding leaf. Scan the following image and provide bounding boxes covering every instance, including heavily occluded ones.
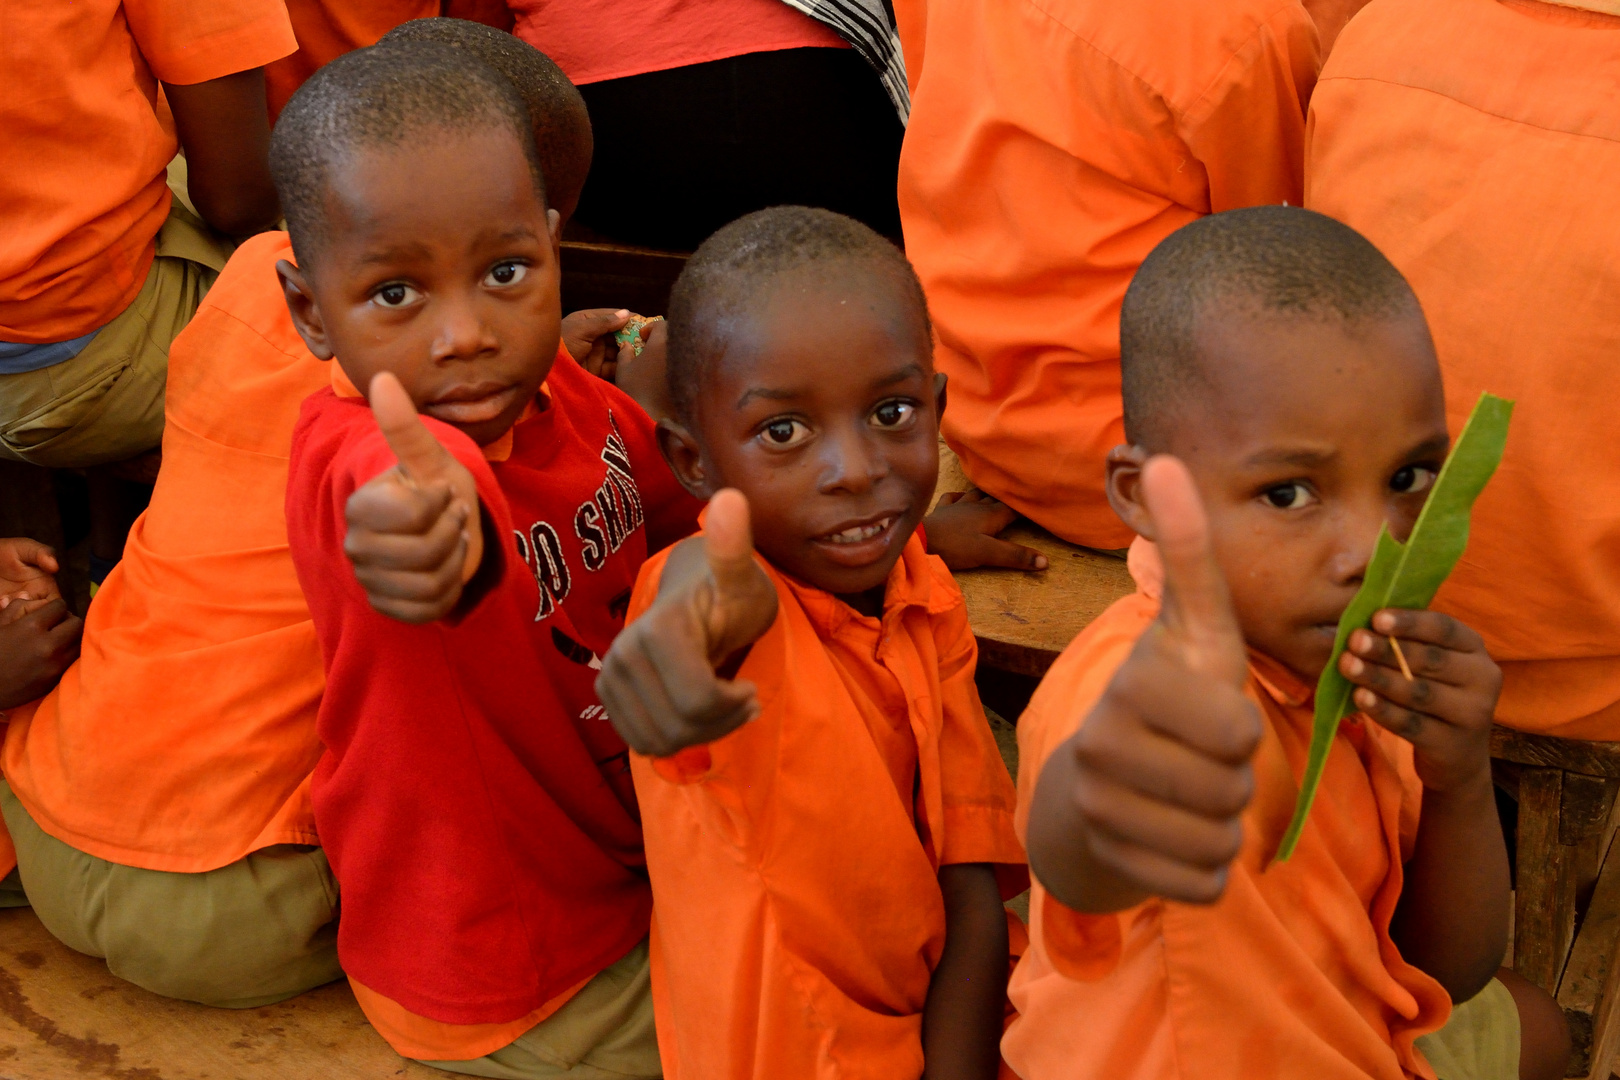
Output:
[1275,393,1513,860]
[343,372,484,624]
[1339,609,1499,793]
[596,489,779,757]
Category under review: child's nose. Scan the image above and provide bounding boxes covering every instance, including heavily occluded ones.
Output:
[1328,499,1388,585]
[430,294,496,361]
[818,427,889,494]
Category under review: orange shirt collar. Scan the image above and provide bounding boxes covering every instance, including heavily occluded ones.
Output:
[691,505,942,638]
[1125,536,1314,708]
[328,362,549,463]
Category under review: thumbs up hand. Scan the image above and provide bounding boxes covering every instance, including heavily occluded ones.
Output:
[597,489,780,757]
[1027,456,1262,913]
[343,372,486,624]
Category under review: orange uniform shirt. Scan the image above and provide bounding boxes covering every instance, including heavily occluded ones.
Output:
[895,0,1319,547]
[1002,541,1451,1080]
[0,0,294,342]
[629,534,1026,1080]
[265,1,438,123]
[1305,0,1620,739]
[2,233,328,874]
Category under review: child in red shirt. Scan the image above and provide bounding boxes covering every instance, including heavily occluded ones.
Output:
[275,43,696,1075]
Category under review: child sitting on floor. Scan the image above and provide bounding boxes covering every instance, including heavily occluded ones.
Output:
[277,43,699,1077]
[1004,206,1568,1080]
[0,18,629,1017]
[595,206,1028,1080]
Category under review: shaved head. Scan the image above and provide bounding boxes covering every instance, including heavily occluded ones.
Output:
[378,18,592,221]
[1120,205,1421,447]
[270,41,543,271]
[666,205,931,422]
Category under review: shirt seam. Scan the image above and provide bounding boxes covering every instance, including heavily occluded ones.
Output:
[1316,72,1620,146]
[1016,0,1307,123]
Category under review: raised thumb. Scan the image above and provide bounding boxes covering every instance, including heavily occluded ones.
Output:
[704,488,758,598]
[1141,455,1246,685]
[369,371,454,486]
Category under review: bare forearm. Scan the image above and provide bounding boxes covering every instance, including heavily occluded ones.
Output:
[1392,772,1509,1001]
[166,69,280,237]
[923,864,1007,1080]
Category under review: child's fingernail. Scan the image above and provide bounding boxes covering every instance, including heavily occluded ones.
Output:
[615,309,630,319]
[1034,555,1049,569]
[1345,655,1365,676]
[1356,688,1377,709]
[1373,612,1395,632]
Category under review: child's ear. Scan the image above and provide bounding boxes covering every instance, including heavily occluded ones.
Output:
[277,259,335,361]
[933,371,948,420]
[655,418,714,499]
[1105,444,1155,539]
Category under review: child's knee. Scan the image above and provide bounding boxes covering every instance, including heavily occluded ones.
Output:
[93,846,341,1007]
[1496,966,1571,1080]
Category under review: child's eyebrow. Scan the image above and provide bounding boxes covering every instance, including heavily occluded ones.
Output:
[480,225,542,247]
[870,363,925,389]
[1402,434,1451,460]
[1242,446,1338,469]
[736,386,802,409]
[356,241,432,267]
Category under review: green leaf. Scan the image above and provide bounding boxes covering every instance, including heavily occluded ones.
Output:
[1272,392,1514,862]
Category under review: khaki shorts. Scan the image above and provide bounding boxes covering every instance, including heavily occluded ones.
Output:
[0,780,341,1008]
[1415,976,1521,1080]
[424,939,662,1080]
[0,165,232,468]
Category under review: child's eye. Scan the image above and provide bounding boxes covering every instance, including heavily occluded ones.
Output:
[484,261,528,288]
[1262,482,1317,510]
[371,282,420,308]
[1390,465,1438,495]
[758,418,811,449]
[870,401,917,430]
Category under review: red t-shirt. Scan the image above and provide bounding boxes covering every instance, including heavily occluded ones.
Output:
[510,0,848,87]
[285,350,700,1025]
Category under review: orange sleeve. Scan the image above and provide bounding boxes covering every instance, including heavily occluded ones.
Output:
[929,568,1025,881]
[1181,3,1316,214]
[1015,596,1158,981]
[123,0,296,86]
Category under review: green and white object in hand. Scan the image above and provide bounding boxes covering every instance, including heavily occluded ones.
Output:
[1273,392,1514,862]
[615,314,663,357]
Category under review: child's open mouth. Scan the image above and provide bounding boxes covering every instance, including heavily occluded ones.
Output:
[812,514,900,568]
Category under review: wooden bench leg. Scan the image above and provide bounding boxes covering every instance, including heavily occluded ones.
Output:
[1516,771,1619,994]
[1556,826,1620,1079]
[1516,769,1620,1076]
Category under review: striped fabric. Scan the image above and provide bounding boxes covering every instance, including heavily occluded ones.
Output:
[779,0,910,121]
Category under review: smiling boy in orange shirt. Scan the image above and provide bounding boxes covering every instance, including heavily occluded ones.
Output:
[597,206,1026,1080]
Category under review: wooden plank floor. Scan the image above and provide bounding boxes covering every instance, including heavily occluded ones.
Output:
[0,908,434,1080]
